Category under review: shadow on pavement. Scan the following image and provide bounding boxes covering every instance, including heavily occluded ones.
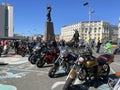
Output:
[0,62,8,65]
[67,74,116,90]
[42,64,53,68]
[53,73,67,78]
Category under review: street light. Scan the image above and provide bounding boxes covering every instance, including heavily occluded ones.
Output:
[83,2,95,45]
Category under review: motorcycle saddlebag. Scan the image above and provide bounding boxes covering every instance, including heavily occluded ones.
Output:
[97,54,114,64]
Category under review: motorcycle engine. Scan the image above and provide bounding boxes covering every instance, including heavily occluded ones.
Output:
[78,66,97,81]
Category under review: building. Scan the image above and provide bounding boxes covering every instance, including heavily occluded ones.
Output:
[61,20,118,43]
[0,3,13,37]
[118,18,120,45]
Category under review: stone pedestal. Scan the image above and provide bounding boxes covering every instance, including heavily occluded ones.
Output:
[45,22,55,43]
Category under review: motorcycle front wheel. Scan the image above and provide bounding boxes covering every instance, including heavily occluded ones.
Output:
[48,65,58,78]
[21,51,26,57]
[36,57,45,68]
[63,62,71,74]
[63,77,75,90]
[30,55,37,64]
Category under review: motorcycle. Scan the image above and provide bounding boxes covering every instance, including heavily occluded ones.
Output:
[63,50,114,90]
[36,47,60,68]
[0,45,3,57]
[18,44,33,57]
[108,72,120,90]
[48,46,78,78]
[113,46,120,54]
[28,43,44,64]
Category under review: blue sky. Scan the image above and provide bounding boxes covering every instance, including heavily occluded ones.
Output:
[0,0,120,36]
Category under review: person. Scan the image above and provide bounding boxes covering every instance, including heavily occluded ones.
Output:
[59,39,65,47]
[91,40,95,49]
[3,40,9,54]
[113,43,120,54]
[14,40,19,54]
[104,41,112,54]
[96,40,102,53]
[50,39,57,48]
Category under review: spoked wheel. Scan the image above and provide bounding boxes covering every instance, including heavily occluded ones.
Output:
[63,77,75,90]
[28,53,34,61]
[63,62,71,74]
[21,52,26,57]
[30,55,37,64]
[78,69,87,81]
[48,65,58,78]
[36,57,45,68]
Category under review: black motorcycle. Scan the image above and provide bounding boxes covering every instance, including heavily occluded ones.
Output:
[0,45,3,57]
[48,46,78,78]
[28,43,46,64]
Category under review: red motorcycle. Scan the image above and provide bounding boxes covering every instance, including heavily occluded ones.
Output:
[18,44,33,57]
[36,47,60,68]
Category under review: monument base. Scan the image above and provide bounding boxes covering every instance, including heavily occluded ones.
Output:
[45,22,55,43]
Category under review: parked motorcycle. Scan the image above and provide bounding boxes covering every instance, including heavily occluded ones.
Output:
[63,51,114,90]
[0,45,3,57]
[108,72,120,90]
[28,43,44,64]
[36,47,60,68]
[18,44,33,57]
[113,46,120,54]
[48,46,78,78]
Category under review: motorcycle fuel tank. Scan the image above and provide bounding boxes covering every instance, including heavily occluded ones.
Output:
[85,60,98,68]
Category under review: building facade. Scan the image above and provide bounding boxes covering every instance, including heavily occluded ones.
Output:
[0,3,13,37]
[118,18,120,45]
[61,20,118,43]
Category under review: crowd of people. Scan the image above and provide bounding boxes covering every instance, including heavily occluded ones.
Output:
[0,38,119,56]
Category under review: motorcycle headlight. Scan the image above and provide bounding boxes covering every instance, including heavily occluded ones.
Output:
[37,47,41,50]
[33,49,36,52]
[60,50,67,57]
[78,57,84,65]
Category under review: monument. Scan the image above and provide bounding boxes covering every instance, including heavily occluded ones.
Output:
[44,4,55,43]
[73,30,79,43]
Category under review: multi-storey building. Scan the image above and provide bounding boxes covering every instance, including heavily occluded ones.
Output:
[118,18,120,45]
[0,3,13,37]
[61,20,118,43]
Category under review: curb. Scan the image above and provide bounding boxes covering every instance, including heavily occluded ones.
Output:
[0,55,28,65]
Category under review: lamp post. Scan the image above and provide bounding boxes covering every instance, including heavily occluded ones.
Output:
[83,2,95,46]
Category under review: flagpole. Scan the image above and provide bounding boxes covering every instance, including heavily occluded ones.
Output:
[83,2,95,46]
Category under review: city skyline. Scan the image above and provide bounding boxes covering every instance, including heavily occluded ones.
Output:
[0,0,120,36]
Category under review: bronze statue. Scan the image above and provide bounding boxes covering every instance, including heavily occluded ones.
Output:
[73,30,79,43]
[46,4,52,22]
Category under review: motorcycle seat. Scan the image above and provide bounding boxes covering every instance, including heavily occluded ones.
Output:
[97,54,114,65]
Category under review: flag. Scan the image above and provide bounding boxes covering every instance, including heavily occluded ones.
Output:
[83,2,89,6]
